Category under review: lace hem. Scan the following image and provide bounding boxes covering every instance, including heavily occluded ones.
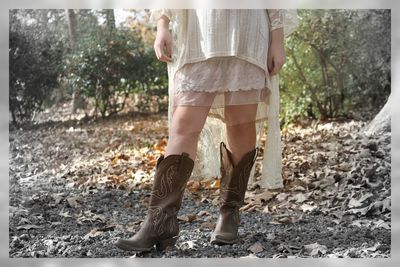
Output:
[173,88,270,107]
[173,56,271,94]
[175,86,268,93]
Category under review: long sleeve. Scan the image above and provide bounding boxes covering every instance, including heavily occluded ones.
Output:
[266,9,285,31]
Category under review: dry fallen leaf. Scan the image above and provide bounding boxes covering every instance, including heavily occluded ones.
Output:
[373,219,390,230]
[58,210,72,218]
[111,153,130,165]
[197,210,211,217]
[177,214,197,222]
[303,242,328,256]
[248,242,264,254]
[347,206,370,216]
[247,190,274,205]
[182,240,197,250]
[66,196,82,208]
[290,192,310,203]
[84,228,104,239]
[240,202,256,212]
[199,221,215,230]
[275,192,289,202]
[16,224,44,230]
[262,205,270,213]
[52,193,64,204]
[271,214,303,224]
[300,203,316,213]
[348,193,374,208]
[153,139,167,152]
[210,179,220,189]
[187,180,201,192]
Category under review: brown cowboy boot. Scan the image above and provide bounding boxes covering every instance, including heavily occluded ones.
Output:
[211,141,258,245]
[115,152,194,251]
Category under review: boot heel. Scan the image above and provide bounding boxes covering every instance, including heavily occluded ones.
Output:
[156,236,178,251]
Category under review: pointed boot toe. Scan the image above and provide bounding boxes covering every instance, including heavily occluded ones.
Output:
[115,238,153,252]
[210,231,238,245]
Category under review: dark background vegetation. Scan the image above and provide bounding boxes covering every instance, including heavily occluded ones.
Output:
[9,9,390,126]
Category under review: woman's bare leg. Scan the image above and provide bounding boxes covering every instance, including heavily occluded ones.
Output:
[224,104,258,166]
[165,105,211,160]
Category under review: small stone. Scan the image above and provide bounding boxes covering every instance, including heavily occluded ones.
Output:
[304,242,327,256]
[374,150,385,158]
[248,242,264,254]
[62,235,71,242]
[359,149,370,158]
[366,141,378,151]
[19,234,29,241]
[364,166,376,179]
[266,233,275,240]
[10,238,21,248]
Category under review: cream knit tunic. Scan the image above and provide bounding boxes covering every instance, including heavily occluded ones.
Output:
[149,9,299,189]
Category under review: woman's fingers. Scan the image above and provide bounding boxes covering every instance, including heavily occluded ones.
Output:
[160,44,172,62]
[267,53,274,74]
[153,27,173,63]
[269,56,278,76]
[160,54,172,63]
[153,44,160,59]
[268,41,286,75]
[269,57,285,75]
[272,59,280,75]
[154,43,171,63]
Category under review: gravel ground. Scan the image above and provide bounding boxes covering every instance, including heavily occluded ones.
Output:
[9,172,390,258]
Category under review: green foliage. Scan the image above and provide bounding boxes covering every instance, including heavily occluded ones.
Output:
[9,9,390,125]
[9,9,169,123]
[67,29,132,117]
[281,9,390,125]
[66,22,168,117]
[9,10,65,124]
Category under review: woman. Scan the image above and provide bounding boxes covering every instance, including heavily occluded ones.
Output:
[116,9,298,251]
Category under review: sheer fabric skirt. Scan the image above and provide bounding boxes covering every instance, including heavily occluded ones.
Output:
[172,56,271,125]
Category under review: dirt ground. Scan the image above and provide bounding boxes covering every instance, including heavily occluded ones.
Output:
[9,110,391,258]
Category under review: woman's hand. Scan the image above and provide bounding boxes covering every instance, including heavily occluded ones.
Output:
[154,15,173,63]
[267,28,285,76]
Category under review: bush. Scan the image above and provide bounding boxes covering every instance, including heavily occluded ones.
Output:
[280,10,390,125]
[9,13,64,124]
[66,26,168,117]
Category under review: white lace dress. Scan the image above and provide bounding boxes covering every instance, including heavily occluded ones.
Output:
[149,9,299,189]
[173,56,271,108]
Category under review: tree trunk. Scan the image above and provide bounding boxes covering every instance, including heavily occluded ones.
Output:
[104,9,116,32]
[66,9,78,47]
[66,9,86,113]
[363,94,391,135]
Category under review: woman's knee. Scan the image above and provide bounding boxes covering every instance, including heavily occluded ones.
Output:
[224,104,257,126]
[171,106,209,136]
[226,121,255,137]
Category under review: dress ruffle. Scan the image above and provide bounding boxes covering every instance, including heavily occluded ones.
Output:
[173,56,271,108]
